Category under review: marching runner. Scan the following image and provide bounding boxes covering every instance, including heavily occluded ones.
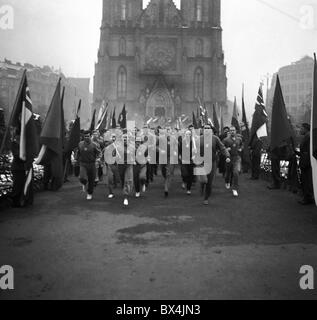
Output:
[103,132,117,199]
[92,130,104,184]
[223,126,244,197]
[115,132,135,207]
[198,124,230,205]
[179,129,196,195]
[158,127,179,198]
[134,134,148,198]
[77,131,101,201]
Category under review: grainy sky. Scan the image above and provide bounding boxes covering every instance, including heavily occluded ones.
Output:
[0,0,316,118]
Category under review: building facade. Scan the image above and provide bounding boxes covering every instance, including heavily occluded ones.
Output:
[267,56,314,125]
[93,0,227,126]
[0,59,92,129]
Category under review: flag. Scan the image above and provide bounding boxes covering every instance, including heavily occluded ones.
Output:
[66,100,81,154]
[231,97,240,133]
[118,105,127,129]
[90,109,96,132]
[106,110,112,131]
[60,87,66,151]
[97,100,106,126]
[36,79,64,191]
[249,85,268,146]
[8,70,39,201]
[270,75,294,155]
[312,53,317,161]
[311,52,317,206]
[220,105,224,132]
[241,85,250,139]
[112,107,117,129]
[213,104,220,134]
[96,103,109,132]
[241,85,251,168]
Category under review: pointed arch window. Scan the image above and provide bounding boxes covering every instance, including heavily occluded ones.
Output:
[117,66,127,99]
[194,67,204,100]
[121,0,127,21]
[196,39,203,57]
[196,0,202,22]
[119,37,126,56]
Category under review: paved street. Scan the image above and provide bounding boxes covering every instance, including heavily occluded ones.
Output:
[1,171,317,300]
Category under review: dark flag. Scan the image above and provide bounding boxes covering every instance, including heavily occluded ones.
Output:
[231,97,240,133]
[60,87,66,151]
[213,104,220,134]
[90,109,96,133]
[241,85,251,171]
[6,70,39,203]
[36,79,64,191]
[270,75,294,156]
[241,85,250,139]
[312,53,317,161]
[220,106,224,133]
[66,100,81,154]
[311,53,317,205]
[249,85,268,146]
[112,107,117,129]
[98,110,108,133]
[118,105,127,129]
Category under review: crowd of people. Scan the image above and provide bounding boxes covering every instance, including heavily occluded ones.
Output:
[6,117,315,209]
[68,121,313,208]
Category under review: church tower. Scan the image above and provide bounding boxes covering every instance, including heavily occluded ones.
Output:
[93,0,227,127]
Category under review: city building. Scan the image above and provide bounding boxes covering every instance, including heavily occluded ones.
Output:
[93,0,228,127]
[267,55,314,125]
[0,59,92,129]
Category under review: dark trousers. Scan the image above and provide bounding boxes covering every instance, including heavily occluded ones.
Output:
[43,164,52,190]
[204,161,217,201]
[181,164,194,191]
[218,155,226,176]
[301,167,314,201]
[146,163,154,185]
[251,152,261,179]
[134,164,147,193]
[80,163,96,195]
[271,158,281,187]
[11,170,34,207]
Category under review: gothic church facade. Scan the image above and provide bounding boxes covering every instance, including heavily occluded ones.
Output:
[93,0,227,125]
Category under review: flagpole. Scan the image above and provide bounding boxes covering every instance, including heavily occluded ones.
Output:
[0,70,27,155]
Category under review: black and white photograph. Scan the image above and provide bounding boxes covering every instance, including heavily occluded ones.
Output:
[0,0,317,303]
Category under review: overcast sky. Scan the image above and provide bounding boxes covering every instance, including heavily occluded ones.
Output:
[0,0,316,118]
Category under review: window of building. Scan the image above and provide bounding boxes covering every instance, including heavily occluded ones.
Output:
[121,0,127,21]
[194,67,204,100]
[195,39,203,57]
[119,37,126,56]
[196,0,202,22]
[284,96,290,104]
[117,66,127,98]
[291,84,297,92]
